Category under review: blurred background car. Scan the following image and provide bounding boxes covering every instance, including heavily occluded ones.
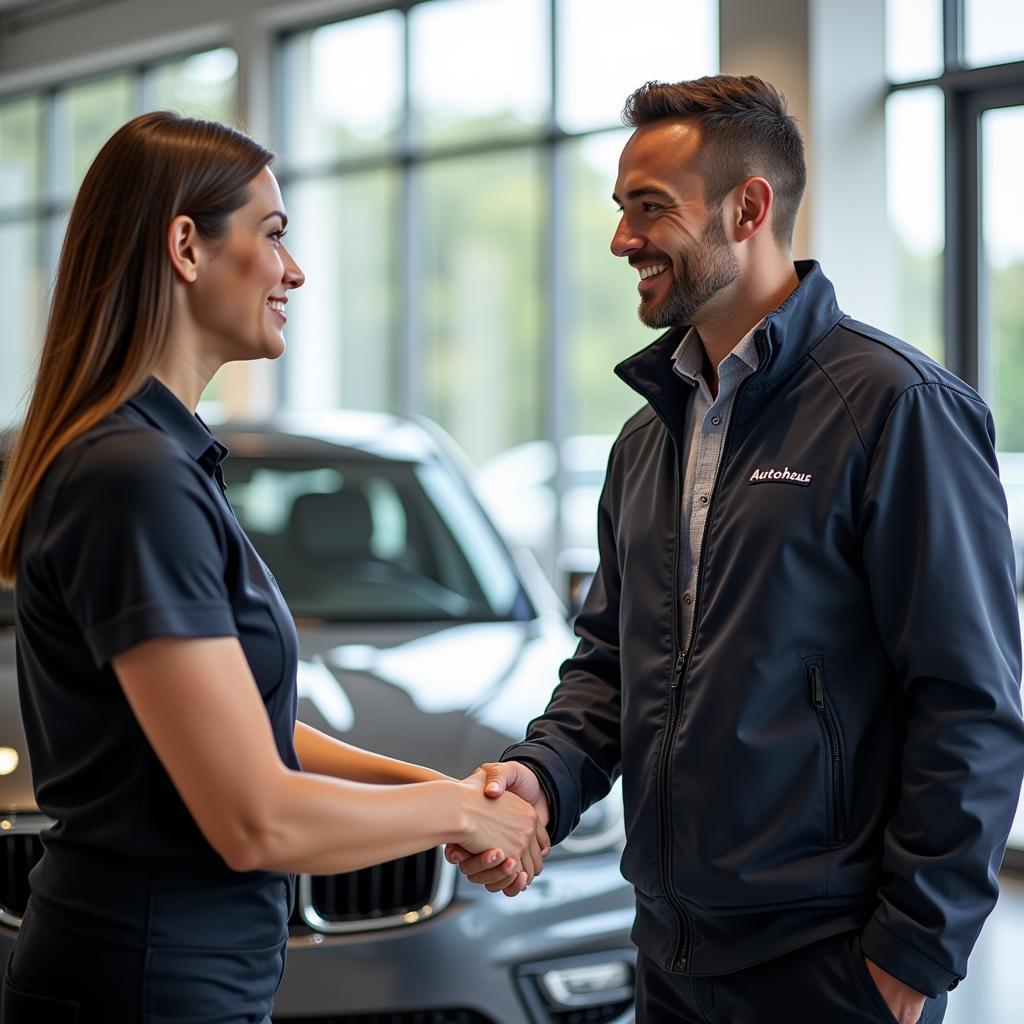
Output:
[475,436,613,616]
[0,414,635,1024]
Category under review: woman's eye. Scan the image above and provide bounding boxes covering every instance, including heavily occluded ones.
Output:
[269,229,287,245]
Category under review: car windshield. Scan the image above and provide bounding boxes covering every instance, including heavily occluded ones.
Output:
[222,454,534,623]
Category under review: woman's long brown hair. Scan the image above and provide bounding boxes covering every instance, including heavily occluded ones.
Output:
[0,111,272,586]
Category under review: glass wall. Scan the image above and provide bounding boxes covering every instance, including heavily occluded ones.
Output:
[0,47,238,426]
[277,0,717,571]
[965,0,1024,68]
[884,87,944,363]
[981,104,1024,447]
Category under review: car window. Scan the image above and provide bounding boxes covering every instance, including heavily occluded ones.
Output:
[222,455,533,623]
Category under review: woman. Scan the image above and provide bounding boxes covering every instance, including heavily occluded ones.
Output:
[0,112,543,1023]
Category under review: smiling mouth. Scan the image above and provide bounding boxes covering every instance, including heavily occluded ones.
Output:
[267,298,287,322]
[638,264,668,281]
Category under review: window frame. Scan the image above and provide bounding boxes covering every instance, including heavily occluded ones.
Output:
[0,45,239,330]
[888,0,1024,388]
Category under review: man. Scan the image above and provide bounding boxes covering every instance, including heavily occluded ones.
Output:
[448,76,1024,1023]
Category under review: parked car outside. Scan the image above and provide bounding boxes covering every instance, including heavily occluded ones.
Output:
[0,412,635,1024]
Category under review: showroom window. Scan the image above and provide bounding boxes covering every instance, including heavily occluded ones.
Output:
[0,46,238,425]
[276,0,718,467]
[888,0,1024,859]
[886,0,1024,403]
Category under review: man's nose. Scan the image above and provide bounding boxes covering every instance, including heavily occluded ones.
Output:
[610,216,642,258]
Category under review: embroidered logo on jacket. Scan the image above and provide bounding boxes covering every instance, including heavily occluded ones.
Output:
[748,467,813,487]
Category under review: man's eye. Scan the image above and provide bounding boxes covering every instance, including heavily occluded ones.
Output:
[642,202,661,213]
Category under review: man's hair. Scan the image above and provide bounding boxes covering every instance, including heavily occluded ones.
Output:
[622,75,806,248]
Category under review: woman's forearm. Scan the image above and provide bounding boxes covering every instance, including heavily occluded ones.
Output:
[294,720,448,784]
[242,771,471,874]
[238,767,536,878]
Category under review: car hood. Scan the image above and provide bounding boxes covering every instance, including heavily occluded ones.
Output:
[0,616,575,811]
[294,615,573,778]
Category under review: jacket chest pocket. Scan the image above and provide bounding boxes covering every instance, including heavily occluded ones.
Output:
[806,657,849,846]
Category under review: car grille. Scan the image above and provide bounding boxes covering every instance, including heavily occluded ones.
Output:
[291,847,454,933]
[0,828,44,925]
[274,1013,495,1024]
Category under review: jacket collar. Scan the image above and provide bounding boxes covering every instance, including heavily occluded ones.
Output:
[126,377,228,473]
[615,260,844,427]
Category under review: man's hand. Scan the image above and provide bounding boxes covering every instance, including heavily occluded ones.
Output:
[864,957,927,1024]
[445,762,551,897]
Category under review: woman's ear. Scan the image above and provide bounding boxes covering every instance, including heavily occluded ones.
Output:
[167,215,201,284]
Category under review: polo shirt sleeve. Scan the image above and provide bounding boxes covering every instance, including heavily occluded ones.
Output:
[42,430,238,667]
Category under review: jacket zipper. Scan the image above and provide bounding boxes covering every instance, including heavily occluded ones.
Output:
[654,431,692,970]
[655,370,758,971]
[622,332,765,973]
[809,662,848,844]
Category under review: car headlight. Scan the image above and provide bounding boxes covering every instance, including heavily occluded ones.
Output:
[552,778,625,857]
[517,949,636,1023]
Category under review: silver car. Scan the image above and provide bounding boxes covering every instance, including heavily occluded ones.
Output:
[0,412,635,1024]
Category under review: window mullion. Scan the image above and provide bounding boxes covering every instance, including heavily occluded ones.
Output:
[545,0,567,577]
[397,7,418,419]
[943,0,963,72]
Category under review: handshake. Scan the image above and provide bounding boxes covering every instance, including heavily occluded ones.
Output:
[445,761,551,897]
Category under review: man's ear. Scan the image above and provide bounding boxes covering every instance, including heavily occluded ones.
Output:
[733,177,773,243]
[167,215,201,284]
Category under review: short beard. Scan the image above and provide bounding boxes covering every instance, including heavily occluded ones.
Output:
[638,207,740,329]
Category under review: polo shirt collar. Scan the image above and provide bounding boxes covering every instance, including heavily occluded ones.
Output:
[127,377,228,472]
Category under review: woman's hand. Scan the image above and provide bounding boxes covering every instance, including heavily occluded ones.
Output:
[449,765,551,895]
[455,776,539,885]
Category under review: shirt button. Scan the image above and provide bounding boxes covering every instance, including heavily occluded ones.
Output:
[682,592,693,605]
[711,416,721,425]
[698,494,709,506]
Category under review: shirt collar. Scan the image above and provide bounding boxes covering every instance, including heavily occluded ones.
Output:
[671,319,763,384]
[126,377,229,472]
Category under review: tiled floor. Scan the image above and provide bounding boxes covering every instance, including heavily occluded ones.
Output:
[943,869,1024,1024]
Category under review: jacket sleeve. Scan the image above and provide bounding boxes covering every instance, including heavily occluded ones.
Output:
[501,446,624,846]
[858,381,1024,997]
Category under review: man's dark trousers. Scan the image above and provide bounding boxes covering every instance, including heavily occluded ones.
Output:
[635,933,949,1024]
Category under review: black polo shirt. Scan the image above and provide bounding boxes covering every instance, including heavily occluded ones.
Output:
[15,378,300,939]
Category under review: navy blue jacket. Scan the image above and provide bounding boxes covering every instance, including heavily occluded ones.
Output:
[504,261,1024,997]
